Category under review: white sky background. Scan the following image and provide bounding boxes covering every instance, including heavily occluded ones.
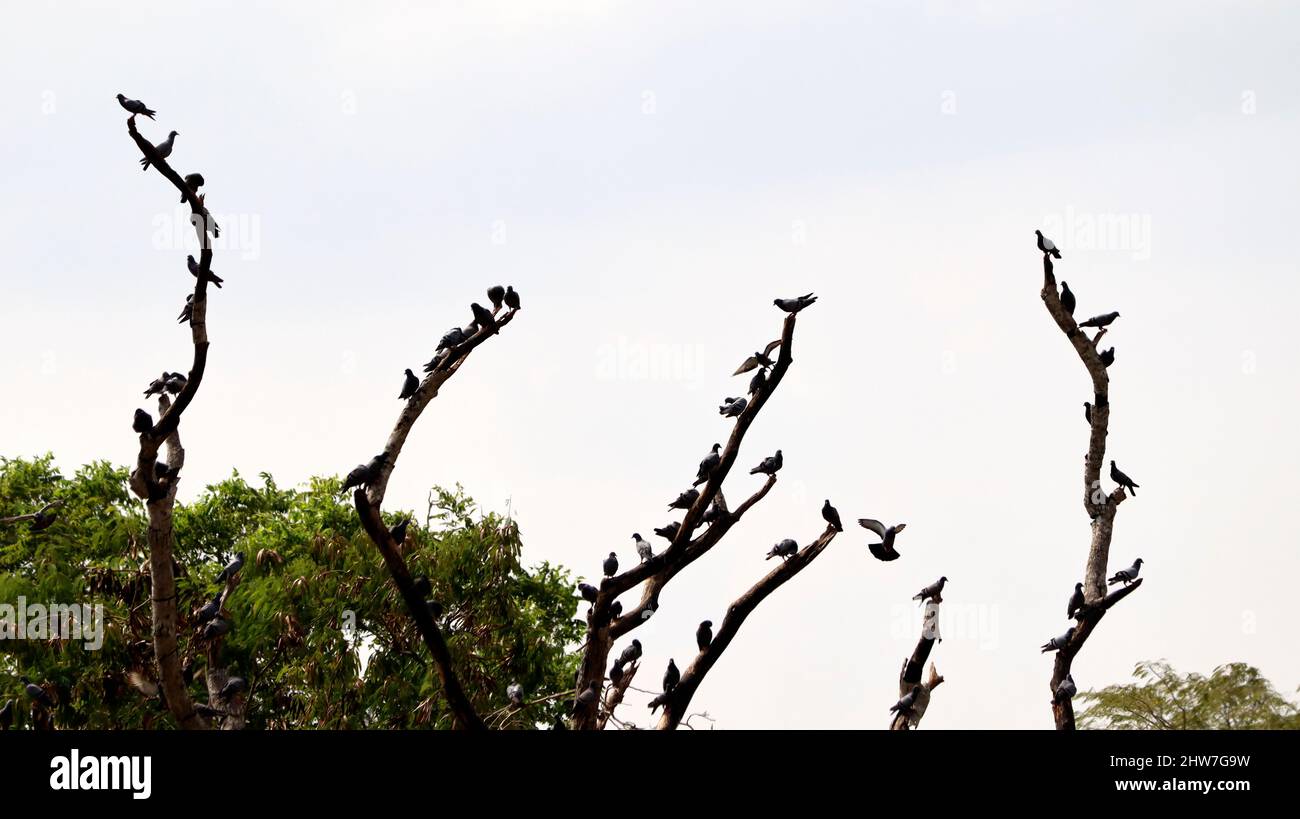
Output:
[2,1,1298,729]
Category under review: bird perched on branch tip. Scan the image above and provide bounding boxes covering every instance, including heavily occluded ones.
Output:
[116,93,155,119]
[1035,230,1062,259]
[1108,558,1144,586]
[822,499,843,532]
[773,293,817,313]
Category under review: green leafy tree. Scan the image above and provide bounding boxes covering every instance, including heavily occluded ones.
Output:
[1077,660,1300,730]
[1,455,580,729]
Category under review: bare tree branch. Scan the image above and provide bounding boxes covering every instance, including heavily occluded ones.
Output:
[890,599,945,730]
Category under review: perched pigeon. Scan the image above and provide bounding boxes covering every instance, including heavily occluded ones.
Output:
[663,659,680,694]
[609,662,625,686]
[669,488,699,510]
[180,172,204,203]
[219,677,247,699]
[1054,675,1077,704]
[822,500,843,532]
[1079,311,1120,328]
[617,639,643,667]
[747,367,768,396]
[1035,230,1062,259]
[470,302,497,333]
[733,339,782,375]
[603,552,619,577]
[153,460,177,484]
[187,254,224,288]
[341,454,386,492]
[507,682,524,708]
[611,600,623,618]
[890,685,922,715]
[399,369,419,400]
[577,582,599,603]
[0,699,12,730]
[195,592,223,624]
[913,576,948,604]
[140,131,178,171]
[719,396,747,417]
[132,409,153,434]
[653,522,680,541]
[412,575,432,598]
[693,443,722,486]
[202,616,232,641]
[389,517,410,545]
[1107,558,1144,586]
[116,93,156,119]
[20,677,54,708]
[503,286,521,310]
[750,450,783,476]
[765,538,799,561]
[859,519,908,562]
[1059,281,1076,316]
[143,373,168,397]
[1084,401,1092,425]
[427,600,443,619]
[437,326,467,352]
[177,294,194,324]
[696,620,713,651]
[164,372,188,394]
[1040,626,1075,653]
[574,680,600,711]
[194,193,220,238]
[215,552,245,583]
[487,285,506,311]
[633,533,653,562]
[702,502,724,524]
[1110,461,1139,495]
[1067,582,1085,619]
[773,293,817,313]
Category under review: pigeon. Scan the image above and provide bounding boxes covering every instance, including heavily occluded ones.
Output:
[1067,582,1085,619]
[702,502,724,524]
[890,685,922,715]
[1059,281,1076,315]
[219,677,247,699]
[116,94,156,119]
[747,367,768,396]
[693,443,722,486]
[180,173,204,203]
[177,294,194,324]
[194,193,220,238]
[719,397,747,417]
[487,285,506,311]
[750,450,783,476]
[215,552,245,583]
[1079,311,1120,328]
[0,699,12,730]
[503,286,521,310]
[1054,675,1077,704]
[696,620,713,651]
[437,326,467,352]
[611,601,623,618]
[132,409,153,434]
[574,680,600,711]
[617,639,643,667]
[1099,347,1115,368]
[765,538,799,561]
[1109,461,1139,495]
[1035,230,1062,259]
[470,302,497,333]
[20,677,54,708]
[1040,626,1075,653]
[1107,558,1144,586]
[663,659,680,694]
[195,592,223,624]
[1084,402,1092,425]
[822,500,843,532]
[143,373,169,397]
[633,533,653,562]
[153,460,178,485]
[140,131,178,171]
[399,369,419,400]
[733,340,782,375]
[653,522,680,541]
[507,683,524,708]
[669,488,699,510]
[912,576,948,604]
[609,662,625,686]
[859,519,908,562]
[164,372,188,394]
[187,254,224,288]
[389,517,410,545]
[577,583,599,603]
[412,575,432,598]
[30,510,57,532]
[773,293,817,313]
[603,552,619,577]
[427,600,444,619]
[341,454,387,492]
[202,616,232,641]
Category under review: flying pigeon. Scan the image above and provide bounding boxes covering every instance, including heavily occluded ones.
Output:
[750,450,783,476]
[859,519,908,562]
[132,409,153,434]
[733,339,782,375]
[633,533,653,562]
[1060,281,1076,315]
[1035,230,1062,259]
[653,522,680,541]
[669,488,699,510]
[577,583,599,603]
[1079,311,1120,328]
[187,254,224,288]
[30,509,57,532]
[822,500,843,532]
[0,699,12,730]
[574,680,600,711]
[773,293,817,313]
[487,285,506,311]
[116,94,156,119]
[20,677,54,708]
[470,302,497,333]
[1067,582,1085,619]
[890,685,922,715]
[140,131,178,171]
[696,620,713,651]
[1109,461,1139,495]
[1107,558,1144,586]
[663,659,680,694]
[1040,626,1075,653]
[766,538,799,561]
[389,517,410,545]
[617,639,643,666]
[180,173,204,203]
[215,552,245,583]
[195,592,223,624]
[1054,675,1077,704]
[219,677,247,699]
[693,443,722,486]
[609,662,625,686]
[1084,402,1092,425]
[748,367,768,395]
[603,552,619,577]
[202,616,232,641]
[719,396,747,418]
[503,286,521,310]
[399,369,419,400]
[913,576,948,604]
[413,575,432,598]
[177,294,194,324]
[507,683,524,708]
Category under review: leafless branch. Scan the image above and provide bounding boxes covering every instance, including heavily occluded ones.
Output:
[890,598,945,730]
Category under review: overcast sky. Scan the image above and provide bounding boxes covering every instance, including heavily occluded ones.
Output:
[2,0,1298,728]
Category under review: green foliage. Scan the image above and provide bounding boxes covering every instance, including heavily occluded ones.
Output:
[1,455,581,729]
[1077,659,1300,730]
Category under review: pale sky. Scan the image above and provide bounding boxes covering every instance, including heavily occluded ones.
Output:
[2,0,1298,728]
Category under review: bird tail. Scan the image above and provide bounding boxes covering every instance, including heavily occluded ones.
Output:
[1051,249,1062,259]
[1040,644,1051,653]
[144,110,156,119]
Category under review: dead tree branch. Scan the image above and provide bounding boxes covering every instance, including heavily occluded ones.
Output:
[890,598,945,730]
